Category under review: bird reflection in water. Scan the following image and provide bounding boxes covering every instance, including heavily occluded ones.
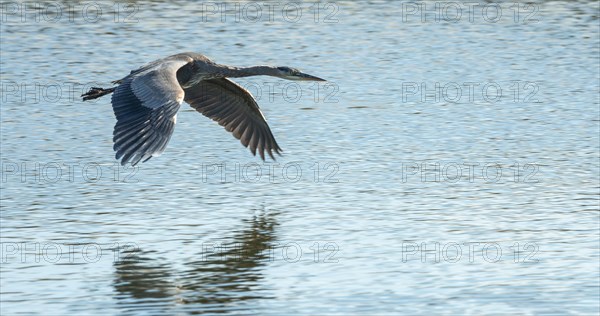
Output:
[113,210,278,313]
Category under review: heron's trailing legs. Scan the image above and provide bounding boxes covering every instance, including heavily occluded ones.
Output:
[81,87,115,101]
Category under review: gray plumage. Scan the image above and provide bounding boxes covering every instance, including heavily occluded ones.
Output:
[82,52,325,166]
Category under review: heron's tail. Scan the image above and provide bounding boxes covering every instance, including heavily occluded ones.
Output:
[81,87,115,101]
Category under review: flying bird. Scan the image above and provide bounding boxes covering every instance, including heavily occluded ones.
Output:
[82,52,325,166]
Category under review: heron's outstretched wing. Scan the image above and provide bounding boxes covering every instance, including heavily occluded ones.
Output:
[112,55,193,166]
[184,78,282,160]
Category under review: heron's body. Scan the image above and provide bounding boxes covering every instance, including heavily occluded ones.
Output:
[82,52,325,166]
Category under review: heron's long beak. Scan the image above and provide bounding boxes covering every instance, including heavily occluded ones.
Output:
[290,72,326,81]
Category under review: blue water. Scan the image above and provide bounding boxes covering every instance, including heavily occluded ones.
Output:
[1,1,599,315]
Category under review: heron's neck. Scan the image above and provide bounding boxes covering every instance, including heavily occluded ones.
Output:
[216,65,279,78]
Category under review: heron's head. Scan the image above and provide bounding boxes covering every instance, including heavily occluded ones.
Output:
[275,66,326,81]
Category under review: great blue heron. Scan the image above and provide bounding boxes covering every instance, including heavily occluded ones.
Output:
[82,52,325,166]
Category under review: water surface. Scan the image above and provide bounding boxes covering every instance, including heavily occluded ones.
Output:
[1,1,599,315]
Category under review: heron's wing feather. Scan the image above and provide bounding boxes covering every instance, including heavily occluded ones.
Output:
[184,78,282,160]
[129,55,192,109]
[111,56,193,165]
